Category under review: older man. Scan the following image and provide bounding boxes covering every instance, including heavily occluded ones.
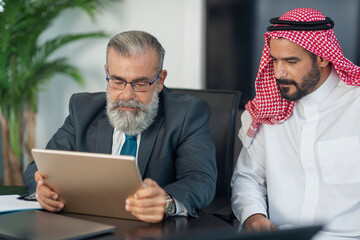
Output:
[231,8,360,239]
[24,31,217,223]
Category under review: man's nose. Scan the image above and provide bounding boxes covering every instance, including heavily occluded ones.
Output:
[120,83,136,100]
[274,64,287,79]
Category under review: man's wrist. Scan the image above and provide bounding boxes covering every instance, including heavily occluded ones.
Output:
[165,193,176,217]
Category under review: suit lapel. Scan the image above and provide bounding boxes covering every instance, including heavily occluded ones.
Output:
[137,90,166,177]
[138,116,164,177]
[96,116,113,154]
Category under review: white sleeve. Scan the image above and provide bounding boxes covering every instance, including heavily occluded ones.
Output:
[173,198,188,216]
[231,110,268,226]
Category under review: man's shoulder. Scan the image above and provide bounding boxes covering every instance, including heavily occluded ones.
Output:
[160,87,211,120]
[317,81,360,108]
[337,81,360,96]
[161,87,209,108]
[70,92,106,103]
[69,92,106,108]
[68,92,107,115]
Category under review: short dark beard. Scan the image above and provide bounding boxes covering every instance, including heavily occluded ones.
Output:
[276,60,321,101]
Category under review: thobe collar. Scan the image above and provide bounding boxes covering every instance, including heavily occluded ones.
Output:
[299,66,340,105]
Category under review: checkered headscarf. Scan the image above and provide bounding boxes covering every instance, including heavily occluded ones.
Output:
[244,8,360,144]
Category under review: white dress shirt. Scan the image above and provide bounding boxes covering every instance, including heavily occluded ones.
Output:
[112,128,187,216]
[232,68,360,239]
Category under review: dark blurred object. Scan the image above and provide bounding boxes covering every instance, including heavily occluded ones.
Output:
[171,88,242,224]
[0,186,26,195]
[206,0,255,108]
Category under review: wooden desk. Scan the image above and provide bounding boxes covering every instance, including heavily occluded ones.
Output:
[0,186,237,239]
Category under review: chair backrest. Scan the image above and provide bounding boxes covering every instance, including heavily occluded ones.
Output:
[170,88,242,199]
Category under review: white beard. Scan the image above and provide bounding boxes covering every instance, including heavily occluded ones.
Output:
[106,86,159,135]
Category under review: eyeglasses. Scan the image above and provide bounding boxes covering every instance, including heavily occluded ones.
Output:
[106,70,161,92]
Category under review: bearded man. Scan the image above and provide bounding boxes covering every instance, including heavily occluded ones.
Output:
[23,31,217,223]
[231,8,360,239]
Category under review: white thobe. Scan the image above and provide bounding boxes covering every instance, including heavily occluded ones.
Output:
[231,67,360,239]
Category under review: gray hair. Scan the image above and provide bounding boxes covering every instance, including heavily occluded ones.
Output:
[106,31,165,71]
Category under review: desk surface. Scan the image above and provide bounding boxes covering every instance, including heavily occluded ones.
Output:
[0,186,237,239]
[65,210,236,239]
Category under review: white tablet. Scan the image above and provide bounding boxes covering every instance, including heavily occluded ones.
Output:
[31,148,142,220]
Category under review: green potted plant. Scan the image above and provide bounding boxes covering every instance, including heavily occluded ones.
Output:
[0,0,114,185]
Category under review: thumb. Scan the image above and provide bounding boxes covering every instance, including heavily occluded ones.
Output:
[35,171,43,182]
[142,178,158,188]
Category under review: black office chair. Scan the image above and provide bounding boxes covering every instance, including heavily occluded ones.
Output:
[170,88,242,223]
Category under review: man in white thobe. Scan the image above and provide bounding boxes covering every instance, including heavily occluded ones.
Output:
[231,8,360,240]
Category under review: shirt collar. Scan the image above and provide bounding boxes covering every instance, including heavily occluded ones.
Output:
[299,66,340,105]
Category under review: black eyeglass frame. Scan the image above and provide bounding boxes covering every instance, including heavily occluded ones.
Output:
[106,70,162,92]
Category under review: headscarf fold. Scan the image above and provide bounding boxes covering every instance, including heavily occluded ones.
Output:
[243,8,360,147]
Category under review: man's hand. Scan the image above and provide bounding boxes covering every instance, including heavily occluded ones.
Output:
[35,171,64,212]
[243,214,277,232]
[125,178,166,223]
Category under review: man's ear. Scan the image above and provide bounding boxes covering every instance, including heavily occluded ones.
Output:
[318,56,330,68]
[157,70,167,93]
[104,64,107,73]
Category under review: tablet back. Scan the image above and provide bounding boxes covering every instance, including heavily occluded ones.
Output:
[32,148,142,220]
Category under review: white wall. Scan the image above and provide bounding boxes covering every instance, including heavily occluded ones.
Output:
[36,0,205,148]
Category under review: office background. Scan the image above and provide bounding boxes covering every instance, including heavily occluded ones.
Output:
[36,0,360,150]
[207,0,360,107]
[34,0,206,151]
[0,0,359,183]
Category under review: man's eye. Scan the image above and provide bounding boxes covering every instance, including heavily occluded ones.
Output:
[134,82,147,87]
[112,80,126,86]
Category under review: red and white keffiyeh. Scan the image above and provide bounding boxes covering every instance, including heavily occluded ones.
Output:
[245,8,360,141]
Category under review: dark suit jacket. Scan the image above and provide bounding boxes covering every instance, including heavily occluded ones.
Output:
[23,87,217,216]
